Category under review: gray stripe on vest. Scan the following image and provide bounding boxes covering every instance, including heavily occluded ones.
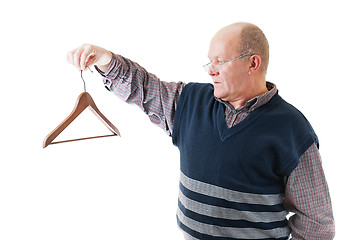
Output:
[179,190,287,223]
[177,207,290,239]
[180,171,283,206]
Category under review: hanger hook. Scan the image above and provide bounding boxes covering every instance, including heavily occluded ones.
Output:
[80,66,93,92]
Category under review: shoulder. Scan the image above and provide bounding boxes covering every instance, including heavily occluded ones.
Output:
[265,94,313,127]
[257,93,319,148]
[173,83,215,143]
[178,82,214,106]
[268,93,319,150]
[181,82,213,96]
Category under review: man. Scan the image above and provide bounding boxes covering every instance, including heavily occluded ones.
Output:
[67,22,335,239]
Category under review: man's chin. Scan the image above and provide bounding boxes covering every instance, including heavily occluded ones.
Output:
[213,90,225,100]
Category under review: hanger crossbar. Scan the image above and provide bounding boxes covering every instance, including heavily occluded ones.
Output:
[49,133,117,145]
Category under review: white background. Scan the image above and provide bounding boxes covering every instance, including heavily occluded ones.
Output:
[1,0,359,239]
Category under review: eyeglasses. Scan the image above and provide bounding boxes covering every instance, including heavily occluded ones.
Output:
[203,53,253,73]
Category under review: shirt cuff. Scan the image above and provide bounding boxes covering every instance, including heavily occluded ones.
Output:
[94,52,121,91]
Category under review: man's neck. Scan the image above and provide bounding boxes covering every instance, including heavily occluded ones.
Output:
[229,83,269,109]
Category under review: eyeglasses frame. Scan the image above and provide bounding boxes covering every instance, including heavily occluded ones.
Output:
[203,53,253,73]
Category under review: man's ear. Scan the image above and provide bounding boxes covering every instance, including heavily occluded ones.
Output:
[248,55,262,75]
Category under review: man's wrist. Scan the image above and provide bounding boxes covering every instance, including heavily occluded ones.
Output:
[95,52,114,75]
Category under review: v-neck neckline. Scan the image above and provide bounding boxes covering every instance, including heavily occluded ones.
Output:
[216,93,281,142]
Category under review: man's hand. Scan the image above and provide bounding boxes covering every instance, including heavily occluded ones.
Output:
[67,44,112,73]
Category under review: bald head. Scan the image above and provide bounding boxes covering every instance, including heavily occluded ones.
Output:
[213,22,269,73]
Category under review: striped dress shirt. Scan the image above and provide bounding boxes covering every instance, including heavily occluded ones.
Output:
[95,53,335,239]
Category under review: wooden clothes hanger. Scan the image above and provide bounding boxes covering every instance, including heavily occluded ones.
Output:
[43,68,120,148]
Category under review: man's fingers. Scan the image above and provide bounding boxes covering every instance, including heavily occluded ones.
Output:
[80,48,96,70]
[67,44,110,71]
[73,48,84,70]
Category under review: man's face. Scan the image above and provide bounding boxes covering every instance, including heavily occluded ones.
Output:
[207,31,250,104]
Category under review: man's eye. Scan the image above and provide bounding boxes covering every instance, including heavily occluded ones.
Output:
[216,58,225,64]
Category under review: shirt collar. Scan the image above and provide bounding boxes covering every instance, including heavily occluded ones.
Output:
[216,81,278,113]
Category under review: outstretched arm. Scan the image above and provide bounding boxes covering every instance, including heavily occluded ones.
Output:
[67,44,186,136]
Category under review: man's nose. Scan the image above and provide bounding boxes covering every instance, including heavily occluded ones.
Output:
[208,65,220,76]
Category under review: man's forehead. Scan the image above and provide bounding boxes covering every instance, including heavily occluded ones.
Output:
[208,34,241,59]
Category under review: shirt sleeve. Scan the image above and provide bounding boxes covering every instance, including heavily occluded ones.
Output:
[283,142,335,239]
[95,53,186,136]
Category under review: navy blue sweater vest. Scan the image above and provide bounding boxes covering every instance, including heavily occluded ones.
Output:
[172,83,318,240]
